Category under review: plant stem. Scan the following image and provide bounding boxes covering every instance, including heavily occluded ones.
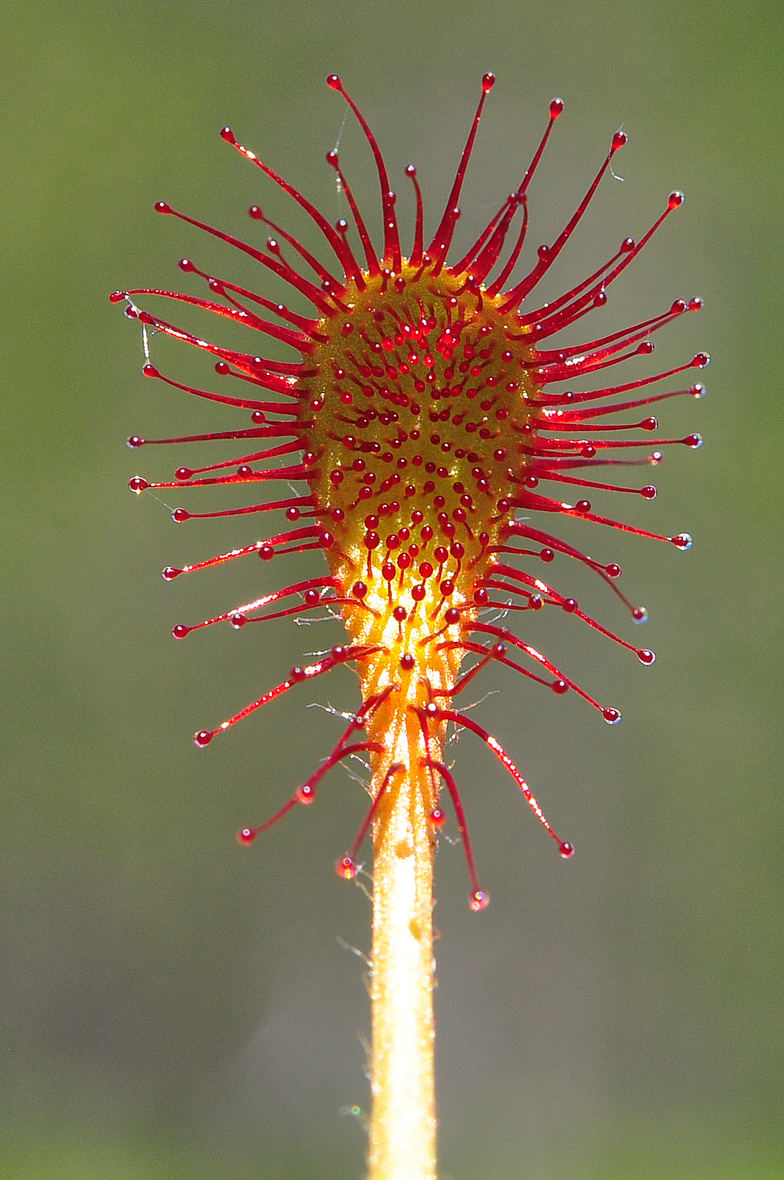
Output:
[350,599,461,1179]
[365,699,441,1180]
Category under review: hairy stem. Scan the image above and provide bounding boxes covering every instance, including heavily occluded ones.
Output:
[367,706,439,1180]
[347,590,463,1178]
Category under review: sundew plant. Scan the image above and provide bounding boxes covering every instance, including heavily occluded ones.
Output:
[117,74,705,1180]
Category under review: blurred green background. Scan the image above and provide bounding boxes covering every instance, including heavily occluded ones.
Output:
[2,0,781,1176]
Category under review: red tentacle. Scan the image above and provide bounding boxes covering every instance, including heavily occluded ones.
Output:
[193,645,382,747]
[337,760,405,879]
[219,126,363,285]
[164,495,315,523]
[405,165,425,269]
[499,129,627,311]
[420,706,573,857]
[171,576,340,636]
[327,76,403,272]
[246,203,346,289]
[423,758,488,910]
[326,150,381,278]
[153,202,338,314]
[429,73,496,274]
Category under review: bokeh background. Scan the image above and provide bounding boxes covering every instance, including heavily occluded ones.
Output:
[2,1,782,1177]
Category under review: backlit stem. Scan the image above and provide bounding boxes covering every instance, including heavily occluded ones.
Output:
[367,704,440,1180]
[353,629,458,1180]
